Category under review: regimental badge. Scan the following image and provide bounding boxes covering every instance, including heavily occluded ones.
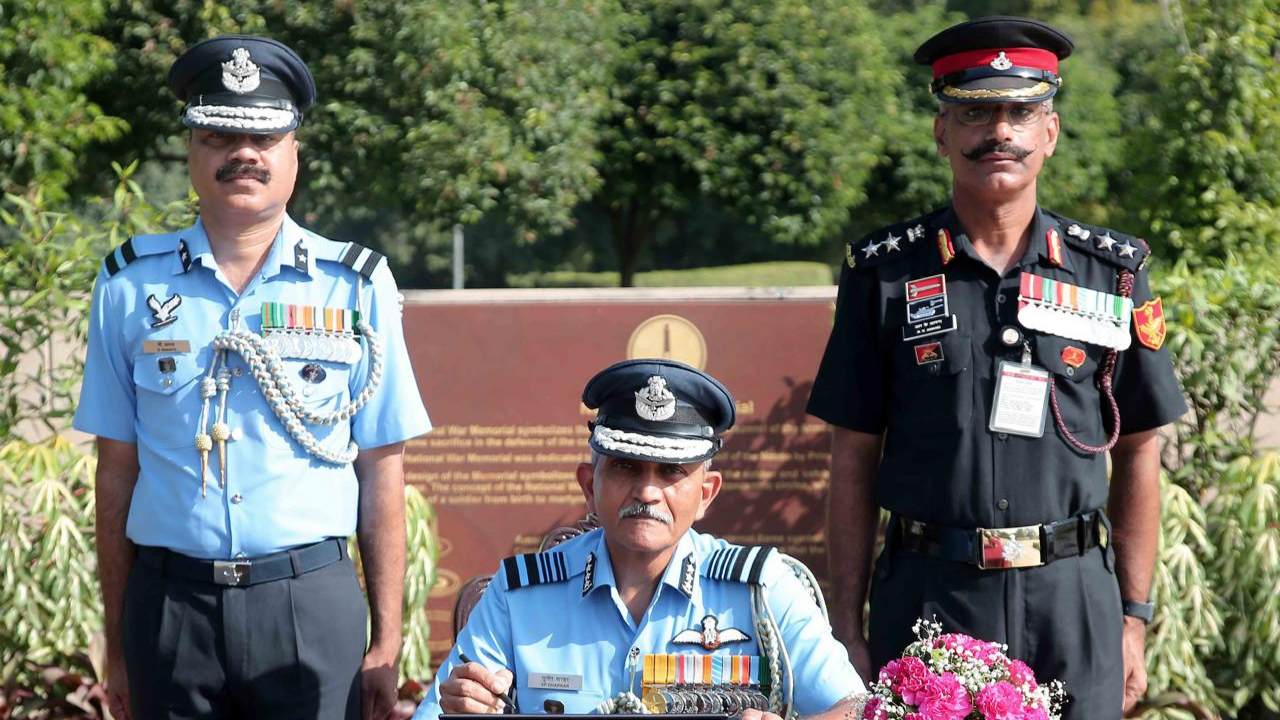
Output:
[914,342,943,365]
[635,375,677,422]
[1046,228,1063,267]
[671,614,751,650]
[1133,298,1167,350]
[147,293,182,329]
[906,224,925,243]
[937,228,955,265]
[1061,346,1086,368]
[990,51,1013,70]
[845,243,856,269]
[221,47,261,94]
[1066,223,1090,240]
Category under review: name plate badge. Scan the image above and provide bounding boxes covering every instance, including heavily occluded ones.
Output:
[528,673,583,691]
[988,361,1049,437]
[142,340,191,354]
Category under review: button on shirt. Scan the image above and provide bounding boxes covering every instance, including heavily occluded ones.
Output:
[412,529,861,720]
[74,216,431,559]
[807,206,1186,529]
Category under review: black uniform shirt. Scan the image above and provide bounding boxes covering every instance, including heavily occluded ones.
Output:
[807,206,1187,529]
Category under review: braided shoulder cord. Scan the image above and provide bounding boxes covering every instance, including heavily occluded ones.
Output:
[1049,268,1134,454]
[752,585,797,719]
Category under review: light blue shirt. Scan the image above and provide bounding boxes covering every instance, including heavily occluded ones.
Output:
[413,528,862,719]
[74,215,431,559]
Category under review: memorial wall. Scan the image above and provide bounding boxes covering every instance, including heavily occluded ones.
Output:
[401,287,838,662]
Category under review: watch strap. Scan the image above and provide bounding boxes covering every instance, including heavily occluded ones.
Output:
[1122,599,1155,623]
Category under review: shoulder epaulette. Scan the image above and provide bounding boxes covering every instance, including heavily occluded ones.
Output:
[100,235,175,277]
[1048,212,1150,273]
[501,551,570,591]
[702,545,775,585]
[844,209,944,271]
[327,241,386,281]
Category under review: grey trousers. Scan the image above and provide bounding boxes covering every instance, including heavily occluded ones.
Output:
[868,539,1123,720]
[123,547,368,720]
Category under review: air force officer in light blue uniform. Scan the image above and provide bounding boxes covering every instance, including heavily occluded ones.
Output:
[74,35,430,720]
[414,360,864,720]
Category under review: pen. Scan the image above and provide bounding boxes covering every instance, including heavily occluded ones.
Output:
[458,651,517,712]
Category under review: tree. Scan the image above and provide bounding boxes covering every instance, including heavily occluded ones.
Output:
[0,0,126,204]
[593,0,898,286]
[1131,0,1280,261]
[81,0,616,261]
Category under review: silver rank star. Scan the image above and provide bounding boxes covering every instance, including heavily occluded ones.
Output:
[882,233,901,252]
[1116,240,1137,258]
[1097,233,1118,251]
[863,241,881,258]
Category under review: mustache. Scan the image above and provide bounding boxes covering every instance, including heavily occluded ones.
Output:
[216,162,271,183]
[618,501,672,525]
[961,141,1031,161]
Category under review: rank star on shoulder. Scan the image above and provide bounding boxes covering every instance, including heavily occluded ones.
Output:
[863,241,882,258]
[882,233,902,252]
[1116,240,1137,257]
[1096,233,1117,251]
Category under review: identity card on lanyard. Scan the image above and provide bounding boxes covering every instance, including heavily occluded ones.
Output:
[989,342,1049,438]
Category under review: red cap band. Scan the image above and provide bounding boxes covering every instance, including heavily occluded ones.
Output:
[932,48,1059,78]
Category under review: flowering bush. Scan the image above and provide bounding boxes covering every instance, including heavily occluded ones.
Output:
[855,619,1066,720]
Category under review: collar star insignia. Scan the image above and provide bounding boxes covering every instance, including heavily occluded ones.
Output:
[582,552,596,596]
[882,233,901,252]
[1097,233,1118,251]
[1116,240,1137,258]
[679,554,697,597]
[671,614,752,650]
[862,241,881,258]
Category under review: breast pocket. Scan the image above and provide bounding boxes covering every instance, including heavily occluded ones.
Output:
[132,351,206,449]
[889,331,973,433]
[515,687,603,714]
[1034,335,1104,441]
[263,359,353,451]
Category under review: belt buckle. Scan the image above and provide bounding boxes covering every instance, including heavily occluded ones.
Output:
[213,560,251,586]
[977,525,1043,569]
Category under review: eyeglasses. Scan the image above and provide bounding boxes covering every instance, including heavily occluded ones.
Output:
[948,104,1049,127]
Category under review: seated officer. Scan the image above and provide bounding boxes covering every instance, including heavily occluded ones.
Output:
[412,359,864,720]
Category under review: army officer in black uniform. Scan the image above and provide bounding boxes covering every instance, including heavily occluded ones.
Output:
[807,16,1186,720]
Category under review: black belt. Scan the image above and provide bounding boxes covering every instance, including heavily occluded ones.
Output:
[137,538,346,587]
[895,511,1105,570]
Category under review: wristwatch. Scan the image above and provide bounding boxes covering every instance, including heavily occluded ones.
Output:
[1122,599,1155,623]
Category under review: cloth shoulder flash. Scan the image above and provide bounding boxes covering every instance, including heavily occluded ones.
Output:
[1049,212,1151,272]
[323,240,386,281]
[701,544,776,585]
[844,208,944,271]
[501,551,570,591]
[101,234,177,277]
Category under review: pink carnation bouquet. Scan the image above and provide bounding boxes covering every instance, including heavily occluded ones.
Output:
[850,618,1066,720]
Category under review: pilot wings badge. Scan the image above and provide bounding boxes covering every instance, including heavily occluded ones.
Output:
[672,614,751,651]
[635,375,676,422]
[222,48,261,94]
[147,293,182,329]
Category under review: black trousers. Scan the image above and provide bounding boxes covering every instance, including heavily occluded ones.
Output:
[123,547,367,720]
[868,539,1123,720]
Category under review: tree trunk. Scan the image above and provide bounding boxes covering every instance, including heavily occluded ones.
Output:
[608,203,655,288]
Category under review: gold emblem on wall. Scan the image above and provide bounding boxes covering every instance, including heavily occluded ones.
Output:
[627,314,708,369]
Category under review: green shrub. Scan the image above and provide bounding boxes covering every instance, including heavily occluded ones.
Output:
[505,260,833,288]
[1142,256,1280,719]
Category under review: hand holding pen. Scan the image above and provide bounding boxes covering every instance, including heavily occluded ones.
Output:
[439,651,516,715]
